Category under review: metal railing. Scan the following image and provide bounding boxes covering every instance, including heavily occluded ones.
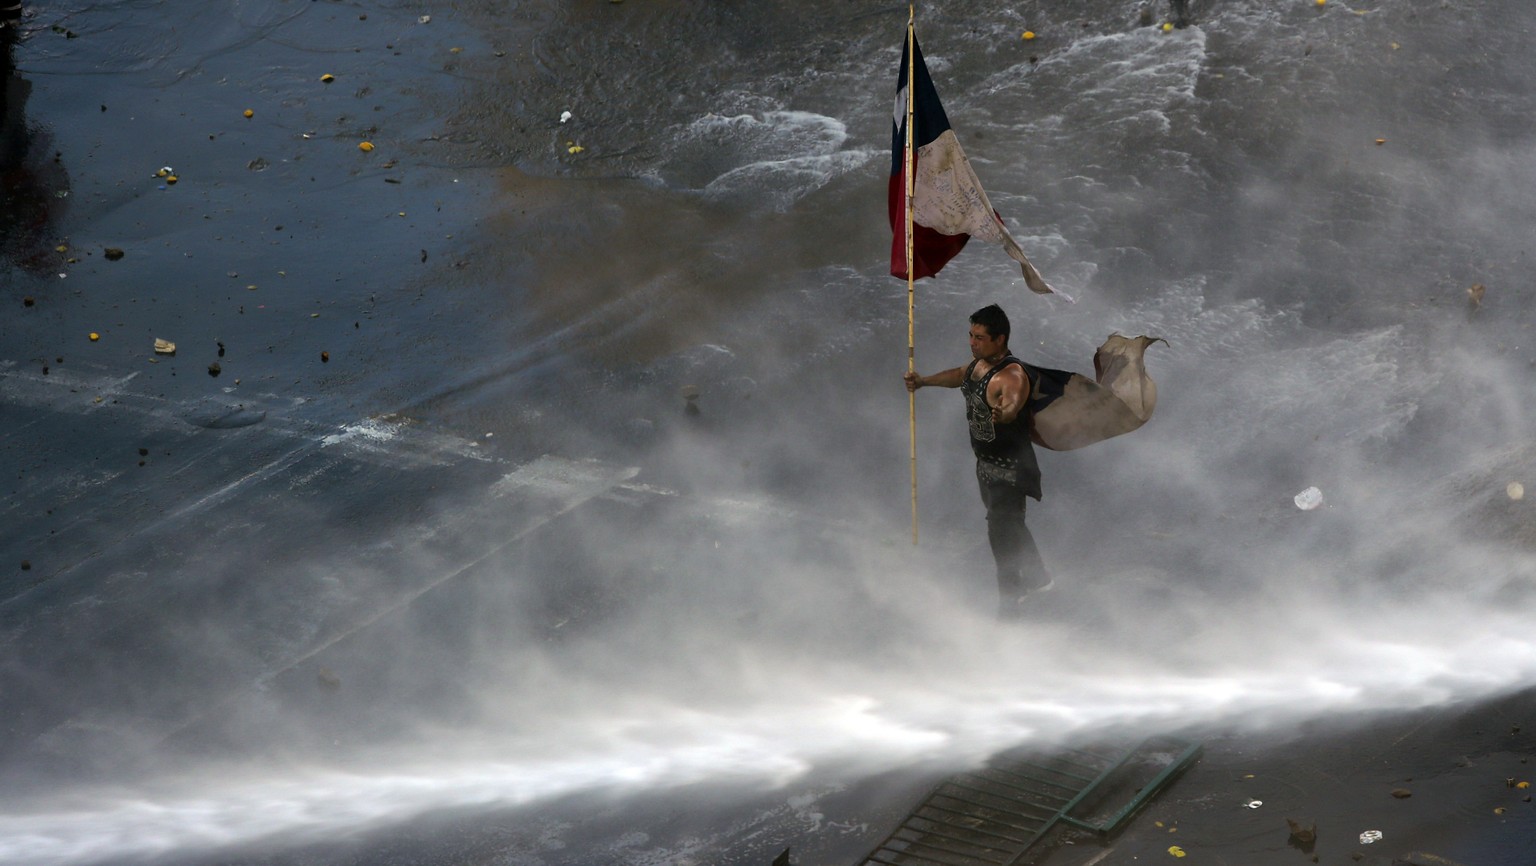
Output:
[858,736,1202,866]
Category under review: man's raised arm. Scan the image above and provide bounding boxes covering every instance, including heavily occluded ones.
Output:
[905,366,966,392]
[986,365,1030,424]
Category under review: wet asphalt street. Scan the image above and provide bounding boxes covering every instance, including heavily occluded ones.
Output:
[9,2,1536,864]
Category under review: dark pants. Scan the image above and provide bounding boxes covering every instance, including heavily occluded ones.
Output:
[976,464,1049,609]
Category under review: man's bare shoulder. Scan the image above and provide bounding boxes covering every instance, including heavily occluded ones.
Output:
[988,362,1029,397]
[991,362,1026,382]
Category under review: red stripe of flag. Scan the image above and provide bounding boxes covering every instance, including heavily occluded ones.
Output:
[888,31,1059,297]
[889,34,967,280]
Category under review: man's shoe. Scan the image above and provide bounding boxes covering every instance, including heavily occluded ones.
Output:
[1020,578,1055,597]
[998,580,1055,620]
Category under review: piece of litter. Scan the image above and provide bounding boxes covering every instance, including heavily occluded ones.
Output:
[567,144,584,154]
[418,14,430,23]
[1244,800,1263,809]
[156,166,174,177]
[1506,482,1523,500]
[1374,138,1386,145]
[1286,819,1316,844]
[560,110,572,123]
[153,338,176,355]
[1167,846,1186,858]
[1359,830,1382,844]
[1294,486,1324,511]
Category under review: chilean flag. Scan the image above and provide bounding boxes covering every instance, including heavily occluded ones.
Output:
[889,32,1056,294]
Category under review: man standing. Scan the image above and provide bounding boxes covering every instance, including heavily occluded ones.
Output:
[1171,0,1192,28]
[905,304,1052,618]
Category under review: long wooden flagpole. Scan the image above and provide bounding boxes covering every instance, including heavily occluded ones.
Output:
[905,6,918,545]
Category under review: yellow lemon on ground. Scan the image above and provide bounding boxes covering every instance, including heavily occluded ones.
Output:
[358,141,374,152]
[320,73,335,83]
[243,108,254,118]
[1022,30,1036,40]
[89,332,100,341]
[1162,22,1173,32]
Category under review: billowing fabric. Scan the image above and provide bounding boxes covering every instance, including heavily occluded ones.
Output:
[888,30,1056,294]
[907,130,1056,295]
[1025,334,1165,452]
[888,32,967,280]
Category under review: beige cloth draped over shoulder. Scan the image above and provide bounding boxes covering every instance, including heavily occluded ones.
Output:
[1028,334,1165,452]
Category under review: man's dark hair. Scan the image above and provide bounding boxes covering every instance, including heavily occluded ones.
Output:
[969,304,1010,341]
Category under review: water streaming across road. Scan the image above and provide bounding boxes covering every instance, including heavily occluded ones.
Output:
[5,0,1536,863]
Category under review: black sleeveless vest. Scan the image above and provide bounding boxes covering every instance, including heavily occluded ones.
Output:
[961,356,1043,500]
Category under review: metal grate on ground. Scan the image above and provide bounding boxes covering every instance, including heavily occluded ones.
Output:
[857,736,1202,866]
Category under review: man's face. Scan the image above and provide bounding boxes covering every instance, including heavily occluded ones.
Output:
[969,323,1005,360]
